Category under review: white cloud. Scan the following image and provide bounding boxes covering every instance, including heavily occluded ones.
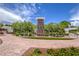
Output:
[12,4,39,21]
[0,8,23,24]
[0,3,41,24]
[70,5,79,26]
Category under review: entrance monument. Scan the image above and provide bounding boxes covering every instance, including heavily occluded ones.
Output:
[36,17,44,36]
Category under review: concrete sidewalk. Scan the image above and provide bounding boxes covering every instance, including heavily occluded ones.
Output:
[0,34,79,56]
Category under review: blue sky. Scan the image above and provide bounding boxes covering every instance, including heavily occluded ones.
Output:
[36,3,78,24]
[0,3,79,26]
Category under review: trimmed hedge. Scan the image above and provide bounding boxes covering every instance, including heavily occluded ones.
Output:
[28,37,73,40]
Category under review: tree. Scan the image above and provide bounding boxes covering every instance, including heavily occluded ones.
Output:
[11,21,35,36]
[44,22,65,37]
[59,21,70,29]
[0,23,3,28]
[44,23,56,36]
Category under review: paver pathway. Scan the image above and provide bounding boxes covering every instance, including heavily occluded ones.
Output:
[0,34,79,56]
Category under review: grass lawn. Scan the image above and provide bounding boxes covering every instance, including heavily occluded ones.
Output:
[27,36,74,40]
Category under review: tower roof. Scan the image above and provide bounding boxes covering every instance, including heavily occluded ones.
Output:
[36,17,45,20]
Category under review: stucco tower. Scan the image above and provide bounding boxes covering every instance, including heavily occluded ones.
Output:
[36,17,44,36]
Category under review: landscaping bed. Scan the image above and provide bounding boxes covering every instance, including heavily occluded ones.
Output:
[27,36,74,40]
[23,47,79,56]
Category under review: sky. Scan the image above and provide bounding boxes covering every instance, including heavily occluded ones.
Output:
[0,3,79,26]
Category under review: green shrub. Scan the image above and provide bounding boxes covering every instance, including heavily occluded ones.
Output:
[31,48,41,56]
[29,37,73,40]
[15,32,20,36]
[47,47,79,56]
[24,47,79,56]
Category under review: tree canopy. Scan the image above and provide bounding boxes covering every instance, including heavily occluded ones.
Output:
[11,21,35,36]
[11,20,71,37]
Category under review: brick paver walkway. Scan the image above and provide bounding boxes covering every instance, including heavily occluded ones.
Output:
[0,34,79,56]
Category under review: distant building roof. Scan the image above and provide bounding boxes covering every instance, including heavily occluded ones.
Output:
[2,26,13,32]
[64,28,77,31]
